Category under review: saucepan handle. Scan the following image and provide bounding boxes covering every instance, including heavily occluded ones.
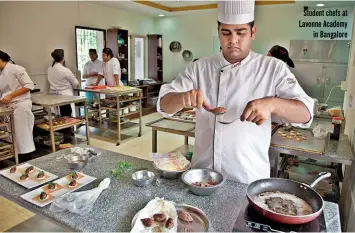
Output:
[309,172,331,188]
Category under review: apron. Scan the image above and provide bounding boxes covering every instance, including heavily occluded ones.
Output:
[1,99,35,154]
[49,88,75,117]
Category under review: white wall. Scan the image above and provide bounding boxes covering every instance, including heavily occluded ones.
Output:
[0,1,156,91]
[155,4,354,82]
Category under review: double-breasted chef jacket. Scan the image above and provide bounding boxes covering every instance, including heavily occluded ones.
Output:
[0,63,36,154]
[99,57,123,86]
[83,59,104,86]
[157,51,314,184]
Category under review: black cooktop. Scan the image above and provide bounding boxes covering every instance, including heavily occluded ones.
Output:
[233,200,326,232]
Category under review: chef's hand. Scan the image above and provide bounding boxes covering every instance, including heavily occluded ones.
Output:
[0,94,14,104]
[180,89,210,109]
[240,97,275,125]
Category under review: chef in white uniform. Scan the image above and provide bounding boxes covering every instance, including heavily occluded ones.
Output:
[157,0,314,184]
[95,48,123,86]
[47,49,79,137]
[0,50,36,156]
[83,49,104,86]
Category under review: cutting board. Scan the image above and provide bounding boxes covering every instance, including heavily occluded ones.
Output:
[0,196,35,232]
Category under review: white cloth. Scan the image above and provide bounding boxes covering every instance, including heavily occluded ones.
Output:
[218,0,255,24]
[99,57,123,86]
[83,59,104,86]
[0,63,35,154]
[157,51,314,184]
[47,63,78,96]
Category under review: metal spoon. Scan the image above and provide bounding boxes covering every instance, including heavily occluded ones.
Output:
[203,103,227,116]
[218,118,240,125]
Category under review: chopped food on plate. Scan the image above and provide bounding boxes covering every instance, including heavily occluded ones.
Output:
[69,180,77,187]
[20,174,29,180]
[39,191,48,201]
[10,166,16,173]
[71,172,79,179]
[165,218,174,229]
[37,171,45,179]
[48,182,56,190]
[153,213,167,222]
[141,218,153,227]
[25,166,34,174]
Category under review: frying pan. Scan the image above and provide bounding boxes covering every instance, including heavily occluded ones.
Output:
[246,172,331,225]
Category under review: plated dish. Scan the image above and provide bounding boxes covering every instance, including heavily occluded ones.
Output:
[0,163,58,189]
[21,171,96,207]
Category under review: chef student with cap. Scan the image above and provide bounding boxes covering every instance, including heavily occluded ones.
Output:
[157,0,313,184]
[47,49,79,137]
[95,48,123,86]
[267,45,295,68]
[0,50,36,160]
[83,49,104,86]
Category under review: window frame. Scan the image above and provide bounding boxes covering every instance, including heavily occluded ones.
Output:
[129,34,148,80]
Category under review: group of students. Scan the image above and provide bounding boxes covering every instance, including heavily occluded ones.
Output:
[0,47,122,161]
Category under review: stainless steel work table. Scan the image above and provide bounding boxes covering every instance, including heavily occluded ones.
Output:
[31,94,90,152]
[146,118,195,153]
[74,87,142,145]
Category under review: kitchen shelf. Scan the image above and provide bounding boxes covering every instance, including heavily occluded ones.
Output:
[0,122,10,128]
[0,132,11,139]
[0,107,18,164]
[0,139,13,150]
[35,136,88,153]
[36,119,85,132]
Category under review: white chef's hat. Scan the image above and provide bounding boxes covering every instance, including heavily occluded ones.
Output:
[218,0,255,25]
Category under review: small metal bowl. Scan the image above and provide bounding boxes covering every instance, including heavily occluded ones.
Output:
[132,170,155,187]
[181,168,226,196]
[67,155,88,171]
[153,162,191,179]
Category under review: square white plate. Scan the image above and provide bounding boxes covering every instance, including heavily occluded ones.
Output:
[21,172,96,207]
[0,163,58,189]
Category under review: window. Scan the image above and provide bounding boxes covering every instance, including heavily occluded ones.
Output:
[75,26,106,86]
[130,35,146,80]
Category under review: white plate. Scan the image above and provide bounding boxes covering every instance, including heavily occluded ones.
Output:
[0,163,58,189]
[20,172,96,207]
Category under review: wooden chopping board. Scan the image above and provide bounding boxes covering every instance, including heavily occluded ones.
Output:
[0,196,35,231]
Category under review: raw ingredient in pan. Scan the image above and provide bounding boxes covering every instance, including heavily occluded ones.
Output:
[192,180,217,187]
[10,166,16,173]
[153,213,167,222]
[165,218,174,229]
[254,191,313,216]
[178,211,194,222]
[141,218,153,227]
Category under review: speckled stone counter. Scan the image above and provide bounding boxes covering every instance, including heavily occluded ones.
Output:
[0,146,342,232]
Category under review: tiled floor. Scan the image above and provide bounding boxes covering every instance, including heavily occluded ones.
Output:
[76,112,195,161]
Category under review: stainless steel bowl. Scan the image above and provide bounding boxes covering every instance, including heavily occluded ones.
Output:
[153,162,191,179]
[181,168,226,196]
[67,155,88,171]
[132,170,155,187]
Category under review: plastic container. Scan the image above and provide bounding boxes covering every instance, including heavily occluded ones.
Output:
[123,108,129,114]
[129,105,137,112]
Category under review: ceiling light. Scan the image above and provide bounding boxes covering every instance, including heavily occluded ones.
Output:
[316,3,325,7]
[158,14,165,17]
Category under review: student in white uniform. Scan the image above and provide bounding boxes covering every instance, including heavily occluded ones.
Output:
[95,48,123,86]
[47,49,79,137]
[157,0,314,184]
[83,49,104,86]
[0,51,35,160]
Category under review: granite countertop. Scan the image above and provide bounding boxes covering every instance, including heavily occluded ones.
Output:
[31,94,86,107]
[0,146,342,232]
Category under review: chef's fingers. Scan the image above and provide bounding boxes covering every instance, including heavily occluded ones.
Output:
[246,111,257,122]
[195,91,204,109]
[202,101,213,111]
[256,118,266,125]
[183,93,192,107]
[252,115,263,123]
[190,91,197,107]
[240,106,253,121]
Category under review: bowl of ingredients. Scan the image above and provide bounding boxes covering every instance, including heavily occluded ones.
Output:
[153,161,191,179]
[181,168,226,196]
[132,170,155,187]
[67,155,88,171]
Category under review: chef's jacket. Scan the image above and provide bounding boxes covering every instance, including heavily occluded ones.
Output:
[83,59,104,86]
[47,63,79,96]
[0,63,35,154]
[99,57,123,86]
[157,51,314,184]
